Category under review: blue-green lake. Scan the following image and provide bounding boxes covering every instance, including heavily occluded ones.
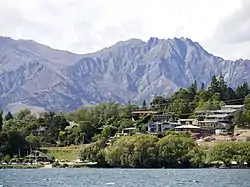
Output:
[0,168,250,187]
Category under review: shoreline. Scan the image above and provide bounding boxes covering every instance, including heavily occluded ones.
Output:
[1,164,249,169]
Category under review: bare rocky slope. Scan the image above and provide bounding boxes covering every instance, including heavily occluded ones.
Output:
[0,36,249,113]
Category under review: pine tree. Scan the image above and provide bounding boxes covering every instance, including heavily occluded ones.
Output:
[244,94,250,110]
[235,82,250,100]
[0,109,3,131]
[201,82,205,90]
[188,81,197,100]
[5,111,13,121]
[218,74,228,100]
[208,75,220,94]
[142,100,147,109]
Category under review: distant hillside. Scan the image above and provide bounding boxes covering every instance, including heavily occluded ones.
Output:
[0,36,249,112]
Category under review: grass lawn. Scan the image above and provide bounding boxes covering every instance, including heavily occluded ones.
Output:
[41,145,87,161]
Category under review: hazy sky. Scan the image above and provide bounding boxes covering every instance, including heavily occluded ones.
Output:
[0,0,249,60]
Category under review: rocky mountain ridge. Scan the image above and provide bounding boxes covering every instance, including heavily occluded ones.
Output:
[0,36,249,113]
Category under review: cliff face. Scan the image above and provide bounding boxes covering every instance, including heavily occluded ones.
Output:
[0,36,249,112]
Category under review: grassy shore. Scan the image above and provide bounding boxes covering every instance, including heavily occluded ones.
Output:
[40,145,86,161]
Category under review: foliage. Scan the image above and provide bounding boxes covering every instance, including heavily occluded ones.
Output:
[0,110,3,131]
[150,96,170,110]
[79,141,106,166]
[0,76,250,164]
[207,142,250,167]
[142,100,147,109]
[25,135,40,150]
[156,135,196,167]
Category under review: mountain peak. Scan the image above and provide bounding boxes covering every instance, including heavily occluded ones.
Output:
[0,36,249,112]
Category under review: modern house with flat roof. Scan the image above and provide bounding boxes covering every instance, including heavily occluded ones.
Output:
[148,122,181,133]
[194,105,245,134]
[151,113,172,122]
[178,119,198,125]
[221,105,245,111]
[175,125,201,133]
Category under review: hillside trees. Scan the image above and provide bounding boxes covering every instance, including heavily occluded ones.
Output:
[0,110,3,132]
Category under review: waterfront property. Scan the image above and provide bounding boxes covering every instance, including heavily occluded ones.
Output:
[175,124,201,133]
[178,119,198,125]
[148,121,181,133]
[151,113,172,122]
[193,105,244,134]
[147,105,244,135]
[26,150,52,163]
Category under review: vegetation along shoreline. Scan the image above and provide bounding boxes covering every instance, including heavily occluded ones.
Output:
[0,75,250,169]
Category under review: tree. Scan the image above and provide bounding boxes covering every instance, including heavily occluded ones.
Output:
[187,146,207,168]
[4,111,13,121]
[207,142,250,167]
[150,96,170,110]
[224,87,235,102]
[142,100,147,109]
[188,81,197,100]
[156,134,196,167]
[235,82,249,101]
[17,108,32,120]
[218,74,228,100]
[79,142,106,166]
[25,135,40,150]
[208,75,220,95]
[200,82,205,90]
[101,126,112,139]
[0,110,3,131]
[105,135,159,168]
[234,110,243,127]
[244,94,250,110]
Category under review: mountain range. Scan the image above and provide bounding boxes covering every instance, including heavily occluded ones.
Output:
[0,36,250,113]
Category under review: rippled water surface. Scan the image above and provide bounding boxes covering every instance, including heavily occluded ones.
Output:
[0,168,250,187]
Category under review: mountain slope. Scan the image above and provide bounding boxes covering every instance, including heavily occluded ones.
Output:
[0,36,249,112]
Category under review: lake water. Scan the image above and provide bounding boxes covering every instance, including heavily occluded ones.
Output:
[0,168,250,187]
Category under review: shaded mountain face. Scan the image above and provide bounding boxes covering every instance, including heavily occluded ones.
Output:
[0,36,249,113]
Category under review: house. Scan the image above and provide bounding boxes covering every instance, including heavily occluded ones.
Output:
[175,125,201,133]
[193,105,245,134]
[151,114,172,122]
[221,105,245,111]
[148,122,181,133]
[114,127,137,138]
[122,127,137,134]
[178,119,198,125]
[26,150,52,163]
[194,105,244,119]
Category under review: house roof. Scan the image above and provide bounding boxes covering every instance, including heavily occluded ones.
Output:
[26,150,52,160]
[123,127,137,130]
[195,109,236,114]
[178,119,197,121]
[206,114,229,118]
[195,110,208,113]
[198,120,219,123]
[207,109,236,113]
[152,114,171,117]
[221,105,244,108]
[131,110,159,114]
[175,125,200,129]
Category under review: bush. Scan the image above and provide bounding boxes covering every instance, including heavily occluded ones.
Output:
[3,155,11,163]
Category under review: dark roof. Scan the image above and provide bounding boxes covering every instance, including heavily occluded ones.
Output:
[26,150,52,160]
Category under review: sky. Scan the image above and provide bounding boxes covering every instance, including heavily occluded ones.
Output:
[0,0,249,60]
